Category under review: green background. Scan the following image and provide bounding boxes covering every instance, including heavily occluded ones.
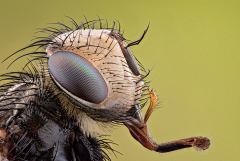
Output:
[0,0,239,160]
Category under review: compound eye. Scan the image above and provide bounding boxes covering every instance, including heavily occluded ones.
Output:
[48,51,108,104]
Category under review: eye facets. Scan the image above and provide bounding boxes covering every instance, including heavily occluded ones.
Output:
[48,51,108,104]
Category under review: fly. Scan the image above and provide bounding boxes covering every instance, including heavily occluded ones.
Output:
[0,17,210,161]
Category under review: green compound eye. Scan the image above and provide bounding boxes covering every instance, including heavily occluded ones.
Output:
[48,51,108,104]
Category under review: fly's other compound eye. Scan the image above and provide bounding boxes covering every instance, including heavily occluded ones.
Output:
[48,51,108,104]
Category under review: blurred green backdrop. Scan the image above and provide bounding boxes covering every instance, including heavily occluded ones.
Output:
[0,0,239,160]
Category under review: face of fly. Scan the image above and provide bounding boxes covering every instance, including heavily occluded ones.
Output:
[41,20,151,137]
